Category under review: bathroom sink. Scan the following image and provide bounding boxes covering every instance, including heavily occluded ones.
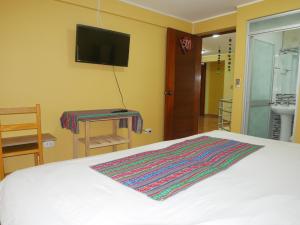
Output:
[271,105,295,115]
[271,105,295,142]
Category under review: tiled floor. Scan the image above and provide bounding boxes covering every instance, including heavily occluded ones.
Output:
[198,115,218,133]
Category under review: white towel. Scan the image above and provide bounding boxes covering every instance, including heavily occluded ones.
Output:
[279,53,293,75]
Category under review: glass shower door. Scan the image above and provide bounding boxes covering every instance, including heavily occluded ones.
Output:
[247,38,274,138]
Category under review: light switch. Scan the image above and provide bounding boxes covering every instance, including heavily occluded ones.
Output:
[235,78,241,88]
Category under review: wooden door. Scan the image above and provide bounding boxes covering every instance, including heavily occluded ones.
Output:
[164,28,202,140]
[200,63,206,116]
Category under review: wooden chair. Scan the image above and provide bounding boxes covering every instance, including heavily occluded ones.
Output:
[0,104,44,180]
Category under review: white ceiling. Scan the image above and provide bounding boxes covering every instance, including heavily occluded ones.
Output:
[120,0,262,22]
[202,33,236,56]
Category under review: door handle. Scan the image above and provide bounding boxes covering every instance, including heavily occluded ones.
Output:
[165,90,173,96]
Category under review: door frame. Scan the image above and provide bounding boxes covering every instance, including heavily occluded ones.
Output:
[164,28,202,140]
[198,29,236,117]
[164,28,237,140]
[242,23,252,134]
[243,15,300,139]
[199,62,206,116]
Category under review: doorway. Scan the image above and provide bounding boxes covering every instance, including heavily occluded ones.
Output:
[164,28,202,140]
[199,32,235,133]
[244,10,300,142]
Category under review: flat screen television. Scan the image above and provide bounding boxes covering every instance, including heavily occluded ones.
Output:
[75,24,130,67]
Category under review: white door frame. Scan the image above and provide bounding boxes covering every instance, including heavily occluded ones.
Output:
[243,10,300,141]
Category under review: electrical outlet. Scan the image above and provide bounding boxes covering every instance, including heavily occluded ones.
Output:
[43,140,55,149]
[144,128,152,134]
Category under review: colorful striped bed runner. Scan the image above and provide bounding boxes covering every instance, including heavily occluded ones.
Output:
[91,136,263,200]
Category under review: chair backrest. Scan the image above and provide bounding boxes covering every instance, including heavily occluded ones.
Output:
[0,104,43,151]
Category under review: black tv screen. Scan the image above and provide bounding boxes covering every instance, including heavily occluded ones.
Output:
[75,25,130,67]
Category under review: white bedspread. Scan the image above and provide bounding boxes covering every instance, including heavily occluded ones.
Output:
[0,131,300,225]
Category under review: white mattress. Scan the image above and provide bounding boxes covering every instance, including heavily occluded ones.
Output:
[0,130,300,225]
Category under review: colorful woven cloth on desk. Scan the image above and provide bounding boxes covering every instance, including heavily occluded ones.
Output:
[60,109,143,134]
[91,136,263,201]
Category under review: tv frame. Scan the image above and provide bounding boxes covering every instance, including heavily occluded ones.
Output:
[75,24,130,67]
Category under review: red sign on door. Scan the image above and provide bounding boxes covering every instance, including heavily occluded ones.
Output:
[179,37,192,54]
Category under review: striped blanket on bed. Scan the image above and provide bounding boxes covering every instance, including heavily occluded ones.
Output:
[91,136,263,200]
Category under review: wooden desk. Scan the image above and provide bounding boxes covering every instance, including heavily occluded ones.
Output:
[73,116,132,158]
[60,109,142,158]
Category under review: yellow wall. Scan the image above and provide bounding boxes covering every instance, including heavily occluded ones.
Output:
[202,54,235,100]
[0,0,190,172]
[202,54,235,123]
[60,0,192,33]
[193,12,236,34]
[2,0,300,173]
[203,61,225,115]
[193,0,300,143]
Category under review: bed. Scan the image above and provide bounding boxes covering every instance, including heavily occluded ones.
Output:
[0,130,300,225]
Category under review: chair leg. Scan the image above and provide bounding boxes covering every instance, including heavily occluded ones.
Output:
[0,158,4,180]
[34,153,39,166]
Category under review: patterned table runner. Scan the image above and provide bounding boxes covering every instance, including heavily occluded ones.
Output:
[60,109,143,134]
[91,136,263,200]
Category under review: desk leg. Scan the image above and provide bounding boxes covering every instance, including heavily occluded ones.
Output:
[73,133,79,158]
[85,121,90,157]
[128,117,132,149]
[34,154,38,166]
[0,133,4,179]
[112,120,118,152]
[0,159,3,180]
